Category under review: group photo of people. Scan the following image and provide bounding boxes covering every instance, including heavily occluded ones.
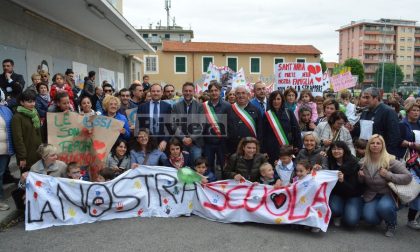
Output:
[0,57,419,237]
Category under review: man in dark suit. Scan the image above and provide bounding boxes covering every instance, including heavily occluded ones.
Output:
[172,82,204,162]
[250,81,268,116]
[137,83,172,151]
[0,59,25,100]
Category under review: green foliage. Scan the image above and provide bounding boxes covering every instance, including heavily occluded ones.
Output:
[374,63,404,92]
[414,69,420,84]
[344,58,364,83]
[320,58,327,73]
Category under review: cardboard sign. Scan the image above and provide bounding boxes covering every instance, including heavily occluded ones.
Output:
[47,112,123,178]
[275,63,328,96]
[125,108,137,127]
[25,166,337,232]
[331,72,355,92]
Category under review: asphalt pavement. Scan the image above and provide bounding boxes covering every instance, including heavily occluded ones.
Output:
[0,208,419,252]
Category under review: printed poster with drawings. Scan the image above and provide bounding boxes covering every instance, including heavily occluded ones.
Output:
[47,112,123,179]
[275,63,329,96]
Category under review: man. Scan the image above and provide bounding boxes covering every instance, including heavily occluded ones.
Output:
[137,83,172,151]
[118,88,131,115]
[142,75,151,91]
[129,83,144,108]
[202,81,231,176]
[393,91,404,108]
[65,69,75,87]
[83,70,96,98]
[163,84,177,106]
[353,87,401,156]
[172,82,204,161]
[91,86,103,113]
[250,81,268,116]
[227,85,263,154]
[0,59,25,99]
[26,73,42,92]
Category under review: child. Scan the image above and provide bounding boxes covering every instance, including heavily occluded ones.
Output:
[194,157,216,183]
[295,89,318,123]
[298,106,315,132]
[354,138,367,160]
[259,162,281,188]
[97,168,115,182]
[49,73,74,109]
[292,160,312,183]
[275,145,296,186]
[67,162,82,180]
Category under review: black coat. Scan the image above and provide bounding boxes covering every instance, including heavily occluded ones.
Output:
[262,108,302,165]
[0,72,25,98]
[203,99,231,145]
[328,155,364,198]
[137,100,172,143]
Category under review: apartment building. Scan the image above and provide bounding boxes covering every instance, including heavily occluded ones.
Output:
[136,41,322,90]
[337,18,420,86]
[137,25,194,51]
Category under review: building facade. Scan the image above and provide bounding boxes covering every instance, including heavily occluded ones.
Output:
[137,41,322,90]
[137,25,194,51]
[337,18,420,86]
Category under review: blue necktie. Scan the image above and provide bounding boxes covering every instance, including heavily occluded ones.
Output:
[260,101,265,111]
[153,101,159,134]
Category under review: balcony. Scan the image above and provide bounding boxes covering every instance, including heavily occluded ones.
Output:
[378,40,395,44]
[364,68,377,73]
[144,37,162,44]
[364,59,379,63]
[364,49,380,54]
[364,40,380,44]
[415,52,420,57]
[415,61,420,66]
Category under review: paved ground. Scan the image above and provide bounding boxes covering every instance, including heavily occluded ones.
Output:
[0,208,419,252]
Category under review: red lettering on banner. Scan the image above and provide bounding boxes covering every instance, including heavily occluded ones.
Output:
[311,182,330,224]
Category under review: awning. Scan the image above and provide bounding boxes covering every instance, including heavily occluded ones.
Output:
[11,0,155,54]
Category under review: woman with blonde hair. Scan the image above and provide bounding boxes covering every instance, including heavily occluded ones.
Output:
[359,134,412,237]
[102,95,130,140]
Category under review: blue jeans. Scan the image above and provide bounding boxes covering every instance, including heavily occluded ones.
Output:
[363,194,398,226]
[204,143,226,177]
[0,155,11,199]
[184,144,202,163]
[329,194,363,227]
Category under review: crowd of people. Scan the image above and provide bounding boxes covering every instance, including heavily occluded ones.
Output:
[0,58,419,237]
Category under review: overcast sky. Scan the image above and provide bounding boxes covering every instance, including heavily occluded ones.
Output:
[123,0,419,62]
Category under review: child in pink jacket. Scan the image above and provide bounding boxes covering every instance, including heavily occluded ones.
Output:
[294,89,318,123]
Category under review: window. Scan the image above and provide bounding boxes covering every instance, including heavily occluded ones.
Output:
[152,34,157,37]
[408,37,413,42]
[400,46,405,51]
[164,34,170,39]
[179,34,184,42]
[406,74,411,79]
[142,34,149,38]
[296,58,306,63]
[408,47,412,51]
[174,56,187,73]
[152,46,158,50]
[250,57,261,74]
[407,65,411,69]
[227,57,238,72]
[144,55,158,73]
[400,37,405,42]
[202,56,214,73]
[274,57,284,72]
[400,56,405,61]
[408,56,412,60]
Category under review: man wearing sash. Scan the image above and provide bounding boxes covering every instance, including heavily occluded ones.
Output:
[227,85,262,154]
[262,90,302,165]
[202,82,230,177]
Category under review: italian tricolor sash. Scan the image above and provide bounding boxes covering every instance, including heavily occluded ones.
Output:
[265,110,289,145]
[203,101,222,138]
[232,103,257,137]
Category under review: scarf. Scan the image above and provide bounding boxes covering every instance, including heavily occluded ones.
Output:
[169,153,185,169]
[17,106,41,128]
[40,94,51,103]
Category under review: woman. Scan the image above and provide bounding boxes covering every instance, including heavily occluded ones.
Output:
[314,111,355,155]
[105,139,131,175]
[296,132,328,170]
[262,91,302,164]
[28,144,67,177]
[315,98,339,125]
[359,134,412,237]
[12,90,42,172]
[284,87,298,113]
[225,88,236,104]
[0,90,14,211]
[298,106,316,132]
[327,141,364,228]
[79,96,101,116]
[165,138,193,169]
[224,137,267,182]
[130,128,168,167]
[35,82,50,124]
[397,101,420,229]
[50,73,74,109]
[102,95,130,141]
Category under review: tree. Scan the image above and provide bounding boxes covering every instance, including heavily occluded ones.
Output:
[320,58,327,73]
[343,58,364,84]
[414,69,420,84]
[374,63,403,92]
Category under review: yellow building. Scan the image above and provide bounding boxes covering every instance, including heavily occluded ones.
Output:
[137,41,322,90]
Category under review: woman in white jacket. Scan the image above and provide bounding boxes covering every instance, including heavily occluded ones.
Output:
[314,111,355,155]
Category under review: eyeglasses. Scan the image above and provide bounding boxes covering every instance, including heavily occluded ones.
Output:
[104,89,113,93]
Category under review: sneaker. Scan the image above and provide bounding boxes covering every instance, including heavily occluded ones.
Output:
[407,220,420,230]
[333,217,342,227]
[0,202,10,211]
[385,225,396,237]
[311,227,321,233]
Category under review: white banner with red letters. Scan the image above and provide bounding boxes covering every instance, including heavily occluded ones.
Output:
[25,166,337,231]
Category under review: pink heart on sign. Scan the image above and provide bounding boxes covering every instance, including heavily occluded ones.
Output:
[308,65,321,75]
[315,77,321,82]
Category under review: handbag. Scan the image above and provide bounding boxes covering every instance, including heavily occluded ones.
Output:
[388,179,420,204]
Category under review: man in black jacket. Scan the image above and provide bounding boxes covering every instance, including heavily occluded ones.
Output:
[0,59,25,100]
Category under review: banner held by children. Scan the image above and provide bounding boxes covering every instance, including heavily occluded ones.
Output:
[26,166,338,232]
[331,71,356,92]
[47,112,123,178]
[275,63,329,96]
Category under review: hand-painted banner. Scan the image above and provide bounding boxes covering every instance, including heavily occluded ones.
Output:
[125,108,137,127]
[47,112,123,179]
[331,71,356,92]
[275,63,329,96]
[25,167,338,232]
